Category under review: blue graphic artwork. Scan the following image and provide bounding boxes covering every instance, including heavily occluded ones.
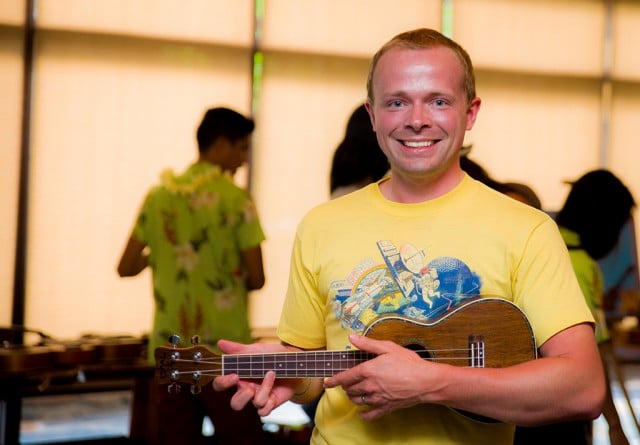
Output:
[333,240,481,332]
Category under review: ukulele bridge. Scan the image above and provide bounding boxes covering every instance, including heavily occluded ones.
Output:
[469,334,485,367]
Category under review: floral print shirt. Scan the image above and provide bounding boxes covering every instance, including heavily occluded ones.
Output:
[133,162,265,356]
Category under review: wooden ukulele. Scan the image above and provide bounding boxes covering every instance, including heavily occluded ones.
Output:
[155,297,537,394]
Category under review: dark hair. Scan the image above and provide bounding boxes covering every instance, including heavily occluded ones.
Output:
[459,155,509,194]
[330,104,390,194]
[556,169,635,259]
[196,107,255,153]
[503,182,542,210]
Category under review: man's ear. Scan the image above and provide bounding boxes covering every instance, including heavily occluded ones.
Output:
[465,97,482,131]
[203,137,227,157]
[365,101,376,130]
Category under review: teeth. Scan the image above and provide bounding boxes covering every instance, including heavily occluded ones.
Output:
[404,140,434,148]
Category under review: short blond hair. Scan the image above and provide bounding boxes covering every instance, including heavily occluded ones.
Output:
[366,28,476,106]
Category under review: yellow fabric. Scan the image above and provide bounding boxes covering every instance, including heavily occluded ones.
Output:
[277,174,593,445]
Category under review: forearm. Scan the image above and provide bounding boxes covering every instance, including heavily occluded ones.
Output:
[432,356,604,425]
[118,251,148,276]
[131,252,148,275]
[117,236,148,277]
[241,246,265,290]
[280,342,325,405]
[290,378,325,405]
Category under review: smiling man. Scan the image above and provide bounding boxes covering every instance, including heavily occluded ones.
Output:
[365,41,480,202]
[213,28,604,445]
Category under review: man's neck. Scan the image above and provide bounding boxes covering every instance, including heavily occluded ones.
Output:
[379,169,465,204]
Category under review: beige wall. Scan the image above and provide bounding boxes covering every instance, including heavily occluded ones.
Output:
[1,0,639,340]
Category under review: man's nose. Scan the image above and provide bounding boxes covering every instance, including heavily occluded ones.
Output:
[406,106,432,130]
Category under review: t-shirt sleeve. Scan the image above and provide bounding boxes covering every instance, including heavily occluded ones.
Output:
[132,190,155,244]
[235,193,266,250]
[515,218,595,346]
[277,224,327,349]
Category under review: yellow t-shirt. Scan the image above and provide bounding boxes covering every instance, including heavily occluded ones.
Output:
[278,174,593,445]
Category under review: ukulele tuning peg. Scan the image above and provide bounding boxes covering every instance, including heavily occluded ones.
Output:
[168,382,181,394]
[190,384,201,395]
[191,335,200,345]
[168,334,181,348]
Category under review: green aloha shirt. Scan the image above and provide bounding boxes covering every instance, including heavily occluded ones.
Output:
[133,162,265,359]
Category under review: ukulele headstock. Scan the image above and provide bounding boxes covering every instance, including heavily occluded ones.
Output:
[154,335,221,394]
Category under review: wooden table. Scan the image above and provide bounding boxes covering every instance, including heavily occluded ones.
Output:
[0,338,153,445]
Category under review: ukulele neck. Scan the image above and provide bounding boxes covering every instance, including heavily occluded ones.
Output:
[223,350,375,378]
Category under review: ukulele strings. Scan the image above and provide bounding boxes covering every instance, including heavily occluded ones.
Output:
[171,346,475,362]
[167,347,482,377]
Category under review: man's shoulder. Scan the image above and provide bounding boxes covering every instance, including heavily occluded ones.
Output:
[308,185,372,213]
[468,178,549,218]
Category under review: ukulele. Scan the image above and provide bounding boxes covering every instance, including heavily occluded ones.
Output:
[155,297,537,393]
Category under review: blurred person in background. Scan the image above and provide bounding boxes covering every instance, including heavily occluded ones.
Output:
[330,103,390,199]
[515,169,635,445]
[117,107,268,445]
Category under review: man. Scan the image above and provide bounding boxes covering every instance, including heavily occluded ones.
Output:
[213,29,604,444]
[118,107,267,445]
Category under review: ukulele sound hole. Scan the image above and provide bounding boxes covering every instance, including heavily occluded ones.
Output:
[404,341,432,360]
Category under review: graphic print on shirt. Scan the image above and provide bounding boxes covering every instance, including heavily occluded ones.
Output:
[332,240,482,332]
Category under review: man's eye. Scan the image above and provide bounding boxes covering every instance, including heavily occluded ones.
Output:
[434,99,446,107]
[389,100,403,108]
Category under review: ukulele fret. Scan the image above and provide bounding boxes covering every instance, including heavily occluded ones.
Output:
[468,334,485,368]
